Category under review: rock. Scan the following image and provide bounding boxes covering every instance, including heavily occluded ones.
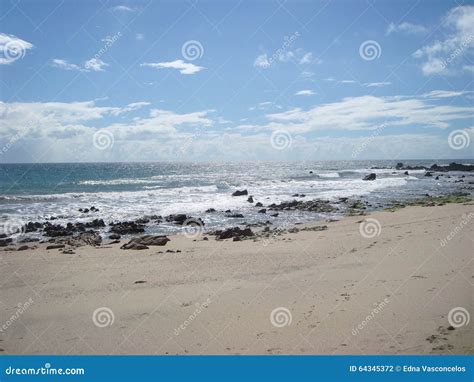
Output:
[205,208,216,213]
[120,242,149,250]
[227,213,244,218]
[17,245,29,251]
[247,196,254,203]
[232,189,248,196]
[435,176,439,180]
[43,223,73,237]
[363,173,376,181]
[109,233,121,240]
[288,228,299,233]
[429,162,474,172]
[425,172,433,177]
[46,244,65,250]
[270,213,279,217]
[0,238,13,247]
[258,209,266,214]
[66,232,102,247]
[214,227,254,240]
[255,202,263,207]
[268,199,335,213]
[110,221,145,235]
[203,237,209,241]
[62,249,75,254]
[396,162,404,169]
[309,171,313,174]
[122,235,170,248]
[404,171,409,175]
[166,214,188,225]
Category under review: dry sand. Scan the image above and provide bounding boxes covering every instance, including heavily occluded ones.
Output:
[0,203,472,355]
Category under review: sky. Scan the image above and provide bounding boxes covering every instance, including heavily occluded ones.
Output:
[0,0,473,163]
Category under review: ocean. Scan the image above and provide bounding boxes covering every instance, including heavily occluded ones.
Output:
[1,160,473,237]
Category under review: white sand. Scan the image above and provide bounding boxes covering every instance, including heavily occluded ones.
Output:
[0,203,472,354]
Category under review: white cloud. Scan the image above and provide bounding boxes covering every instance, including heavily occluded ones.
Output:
[135,33,144,41]
[413,6,474,75]
[463,65,474,72]
[52,58,109,72]
[254,54,270,68]
[422,90,469,98]
[141,60,205,75]
[386,22,427,35]
[364,82,391,88]
[339,80,356,84]
[0,33,34,64]
[299,52,313,64]
[260,95,473,132]
[52,59,84,71]
[112,5,135,12]
[295,90,315,96]
[84,58,108,72]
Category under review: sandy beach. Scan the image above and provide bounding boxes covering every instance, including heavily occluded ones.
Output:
[0,202,472,355]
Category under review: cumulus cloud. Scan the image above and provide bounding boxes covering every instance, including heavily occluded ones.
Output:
[84,58,108,71]
[386,22,427,35]
[52,58,109,72]
[0,33,34,64]
[295,90,315,96]
[141,60,205,75]
[364,82,391,88]
[413,6,474,75]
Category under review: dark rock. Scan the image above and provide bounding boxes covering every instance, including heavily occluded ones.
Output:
[17,245,29,251]
[429,162,474,172]
[166,214,188,225]
[425,172,433,177]
[309,171,313,174]
[43,223,73,237]
[232,189,248,196]
[46,244,65,250]
[214,227,254,240]
[404,171,409,175]
[258,209,267,214]
[227,213,244,218]
[247,196,254,203]
[268,199,335,213]
[396,162,404,170]
[270,213,279,217]
[109,233,121,240]
[66,232,102,247]
[122,235,170,248]
[205,208,216,213]
[255,202,263,207]
[121,242,148,250]
[435,176,439,180]
[0,238,13,247]
[110,221,145,235]
[363,173,376,181]
[203,237,209,241]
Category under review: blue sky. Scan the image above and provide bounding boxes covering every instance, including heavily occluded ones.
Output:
[0,0,473,162]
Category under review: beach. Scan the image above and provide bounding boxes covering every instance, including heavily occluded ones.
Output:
[1,202,472,355]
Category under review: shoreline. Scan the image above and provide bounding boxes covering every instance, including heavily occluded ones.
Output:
[0,201,472,354]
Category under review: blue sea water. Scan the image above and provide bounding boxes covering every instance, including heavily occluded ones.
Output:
[0,160,473,236]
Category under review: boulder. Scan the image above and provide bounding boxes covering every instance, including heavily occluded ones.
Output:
[363,173,376,181]
[258,209,267,214]
[110,221,145,235]
[255,202,263,207]
[232,189,248,196]
[425,172,433,177]
[122,235,170,249]
[121,242,149,250]
[46,244,65,250]
[247,196,254,203]
[215,227,254,240]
